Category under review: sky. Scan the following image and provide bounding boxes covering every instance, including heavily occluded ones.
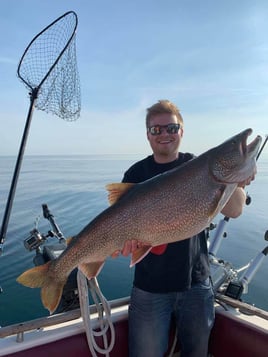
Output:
[0,0,268,157]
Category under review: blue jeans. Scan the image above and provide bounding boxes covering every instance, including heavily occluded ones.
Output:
[128,279,215,357]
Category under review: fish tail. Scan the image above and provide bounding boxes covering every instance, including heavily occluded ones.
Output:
[17,262,66,314]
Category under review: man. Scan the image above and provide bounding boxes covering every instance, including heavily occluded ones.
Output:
[115,100,253,357]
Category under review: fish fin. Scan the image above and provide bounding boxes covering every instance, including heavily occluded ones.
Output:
[208,187,228,220]
[130,246,152,267]
[41,280,65,315]
[79,261,105,279]
[17,263,66,315]
[17,263,51,288]
[66,236,73,245]
[106,182,135,205]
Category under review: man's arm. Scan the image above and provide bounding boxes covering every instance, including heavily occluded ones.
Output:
[220,173,255,218]
[220,187,246,218]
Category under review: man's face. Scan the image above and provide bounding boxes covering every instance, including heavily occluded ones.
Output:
[147,113,183,161]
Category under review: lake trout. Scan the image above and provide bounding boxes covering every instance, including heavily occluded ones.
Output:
[17,128,262,313]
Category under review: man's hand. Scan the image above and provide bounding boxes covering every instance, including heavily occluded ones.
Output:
[111,239,145,258]
[221,170,257,218]
[237,169,256,188]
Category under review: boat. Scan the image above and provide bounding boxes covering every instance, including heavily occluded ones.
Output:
[1,10,267,356]
[1,203,268,357]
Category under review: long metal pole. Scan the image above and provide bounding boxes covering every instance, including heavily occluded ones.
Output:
[0,88,38,254]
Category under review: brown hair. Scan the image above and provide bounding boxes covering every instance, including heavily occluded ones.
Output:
[145,100,184,127]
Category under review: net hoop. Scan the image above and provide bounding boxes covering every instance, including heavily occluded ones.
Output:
[17,11,81,121]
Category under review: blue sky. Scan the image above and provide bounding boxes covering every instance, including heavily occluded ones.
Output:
[0,0,267,156]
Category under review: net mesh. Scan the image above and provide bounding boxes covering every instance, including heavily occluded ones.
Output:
[18,11,81,121]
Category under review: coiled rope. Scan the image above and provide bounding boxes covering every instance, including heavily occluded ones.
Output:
[77,271,115,356]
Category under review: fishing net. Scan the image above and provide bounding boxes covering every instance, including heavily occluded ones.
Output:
[0,11,81,250]
[17,11,81,121]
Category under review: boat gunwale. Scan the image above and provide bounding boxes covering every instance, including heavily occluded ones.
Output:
[0,296,130,338]
[1,294,268,340]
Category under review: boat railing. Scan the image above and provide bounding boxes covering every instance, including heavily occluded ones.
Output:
[216,293,268,321]
[1,293,268,341]
[0,296,130,339]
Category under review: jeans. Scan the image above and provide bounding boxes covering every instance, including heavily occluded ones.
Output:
[128,278,215,357]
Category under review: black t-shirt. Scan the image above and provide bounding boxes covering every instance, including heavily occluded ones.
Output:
[122,153,210,293]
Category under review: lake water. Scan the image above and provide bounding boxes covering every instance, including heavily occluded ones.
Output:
[0,154,267,327]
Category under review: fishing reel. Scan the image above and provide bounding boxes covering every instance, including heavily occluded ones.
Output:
[24,203,66,252]
[24,228,54,252]
[23,204,80,314]
[209,218,268,301]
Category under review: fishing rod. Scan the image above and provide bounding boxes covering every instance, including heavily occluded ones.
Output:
[256,133,268,161]
[209,133,268,256]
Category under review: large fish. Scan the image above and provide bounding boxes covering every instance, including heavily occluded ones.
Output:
[17,128,261,313]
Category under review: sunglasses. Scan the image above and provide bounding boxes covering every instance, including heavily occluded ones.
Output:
[147,123,181,136]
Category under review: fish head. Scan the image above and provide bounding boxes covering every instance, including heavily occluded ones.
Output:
[210,128,262,184]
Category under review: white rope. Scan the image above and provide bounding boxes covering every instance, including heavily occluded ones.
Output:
[77,270,115,357]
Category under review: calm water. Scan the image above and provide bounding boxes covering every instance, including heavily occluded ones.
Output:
[0,155,267,327]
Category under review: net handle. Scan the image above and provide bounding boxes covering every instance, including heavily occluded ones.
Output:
[17,11,78,93]
[0,90,37,251]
